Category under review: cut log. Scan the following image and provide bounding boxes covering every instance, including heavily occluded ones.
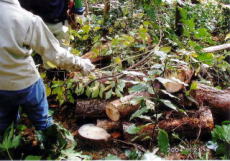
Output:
[158,107,214,137]
[106,92,151,121]
[77,124,111,148]
[163,65,194,93]
[123,108,214,142]
[96,119,121,131]
[81,43,111,63]
[191,83,230,120]
[78,124,111,141]
[75,99,108,118]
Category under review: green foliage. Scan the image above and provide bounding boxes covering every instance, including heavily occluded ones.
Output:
[24,155,42,160]
[126,124,141,135]
[0,123,21,160]
[157,129,169,155]
[210,124,230,159]
[125,149,143,160]
[103,154,121,160]
[160,99,178,111]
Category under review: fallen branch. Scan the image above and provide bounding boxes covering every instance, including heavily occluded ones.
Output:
[202,43,230,53]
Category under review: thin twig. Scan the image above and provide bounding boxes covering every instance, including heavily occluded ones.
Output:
[113,139,146,152]
[85,47,156,87]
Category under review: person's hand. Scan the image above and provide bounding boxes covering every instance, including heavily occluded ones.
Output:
[80,58,95,75]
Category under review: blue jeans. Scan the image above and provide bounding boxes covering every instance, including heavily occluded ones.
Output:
[0,79,53,133]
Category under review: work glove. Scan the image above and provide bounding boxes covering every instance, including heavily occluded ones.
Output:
[77,58,95,75]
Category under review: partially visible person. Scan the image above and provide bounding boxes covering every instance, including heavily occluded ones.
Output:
[0,0,94,152]
[19,0,85,46]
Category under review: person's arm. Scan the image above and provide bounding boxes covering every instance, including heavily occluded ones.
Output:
[24,15,94,73]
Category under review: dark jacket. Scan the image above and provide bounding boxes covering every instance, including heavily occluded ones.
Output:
[19,0,68,23]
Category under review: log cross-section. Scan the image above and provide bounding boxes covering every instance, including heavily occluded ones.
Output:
[106,92,151,121]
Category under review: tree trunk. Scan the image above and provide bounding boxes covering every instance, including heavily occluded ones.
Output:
[106,92,151,121]
[191,83,230,121]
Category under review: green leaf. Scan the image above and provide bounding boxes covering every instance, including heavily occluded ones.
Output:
[125,150,142,160]
[160,46,171,53]
[105,89,113,99]
[0,123,21,150]
[160,99,178,111]
[99,83,105,98]
[45,84,51,97]
[25,155,42,160]
[129,83,148,93]
[115,89,123,98]
[130,96,144,105]
[117,80,126,92]
[190,81,198,90]
[75,83,85,96]
[126,124,141,135]
[91,82,100,98]
[130,107,149,121]
[212,124,230,144]
[103,154,121,160]
[85,86,92,98]
[197,53,214,65]
[157,129,169,155]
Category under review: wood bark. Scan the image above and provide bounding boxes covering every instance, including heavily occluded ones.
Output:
[162,65,194,93]
[103,0,110,20]
[96,119,121,131]
[75,99,108,118]
[123,107,214,142]
[75,92,151,119]
[106,92,151,121]
[191,83,230,120]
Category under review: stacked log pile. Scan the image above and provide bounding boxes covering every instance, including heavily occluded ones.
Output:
[73,44,230,145]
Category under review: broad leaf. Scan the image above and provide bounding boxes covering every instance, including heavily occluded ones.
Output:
[126,124,141,134]
[157,129,169,155]
[130,107,149,121]
[160,99,178,111]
